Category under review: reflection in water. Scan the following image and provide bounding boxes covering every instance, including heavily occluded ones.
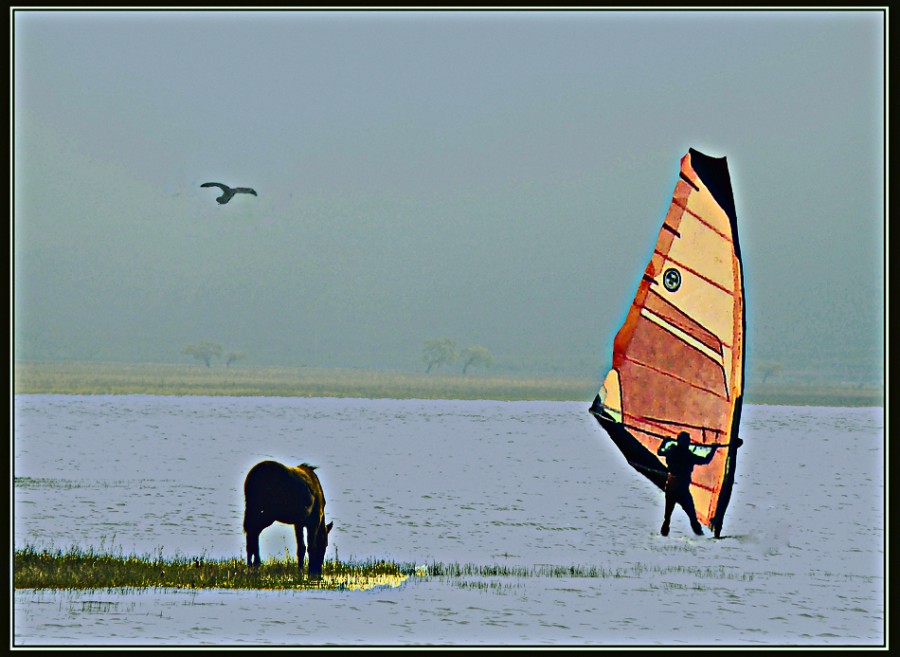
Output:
[323,572,408,592]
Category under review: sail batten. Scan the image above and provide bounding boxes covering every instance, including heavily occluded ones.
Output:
[678,171,700,190]
[672,200,734,241]
[620,357,730,400]
[590,148,745,538]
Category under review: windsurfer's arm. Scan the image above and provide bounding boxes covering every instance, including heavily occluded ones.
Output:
[657,440,675,456]
[696,447,717,465]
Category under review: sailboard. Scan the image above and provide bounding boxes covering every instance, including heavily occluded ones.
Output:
[589,148,745,538]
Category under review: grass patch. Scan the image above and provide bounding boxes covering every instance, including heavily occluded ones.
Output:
[14,545,408,592]
[425,561,766,581]
[12,361,884,406]
[15,546,798,593]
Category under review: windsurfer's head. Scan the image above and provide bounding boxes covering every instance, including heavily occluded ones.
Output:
[677,431,691,447]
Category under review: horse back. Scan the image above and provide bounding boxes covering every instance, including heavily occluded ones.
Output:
[244,460,325,525]
[295,463,325,505]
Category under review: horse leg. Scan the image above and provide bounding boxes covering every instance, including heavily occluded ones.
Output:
[294,524,307,576]
[244,509,272,568]
[246,528,261,568]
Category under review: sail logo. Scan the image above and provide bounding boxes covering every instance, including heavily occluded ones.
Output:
[663,268,682,292]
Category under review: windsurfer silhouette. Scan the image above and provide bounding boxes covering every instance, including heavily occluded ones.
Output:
[657,431,717,536]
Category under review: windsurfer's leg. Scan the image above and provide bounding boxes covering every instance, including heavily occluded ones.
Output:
[661,482,676,536]
[678,489,704,535]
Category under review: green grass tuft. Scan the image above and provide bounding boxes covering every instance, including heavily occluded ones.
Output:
[15,545,800,593]
[14,545,408,591]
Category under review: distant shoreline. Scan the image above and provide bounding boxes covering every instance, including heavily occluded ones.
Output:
[12,361,885,408]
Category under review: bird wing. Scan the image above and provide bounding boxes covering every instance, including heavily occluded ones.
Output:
[233,187,258,196]
[201,182,230,192]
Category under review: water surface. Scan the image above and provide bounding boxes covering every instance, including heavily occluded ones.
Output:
[13,396,885,646]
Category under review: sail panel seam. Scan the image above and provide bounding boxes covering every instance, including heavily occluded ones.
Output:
[622,354,730,401]
[672,197,732,242]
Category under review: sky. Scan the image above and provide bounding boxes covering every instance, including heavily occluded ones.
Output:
[12,9,886,383]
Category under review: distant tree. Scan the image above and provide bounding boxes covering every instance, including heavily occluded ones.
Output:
[225,351,245,368]
[757,360,783,384]
[460,345,493,374]
[182,341,222,367]
[423,338,458,373]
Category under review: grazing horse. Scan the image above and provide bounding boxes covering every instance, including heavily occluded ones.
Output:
[243,460,333,578]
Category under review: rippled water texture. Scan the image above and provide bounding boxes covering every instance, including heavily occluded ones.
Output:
[13,396,885,646]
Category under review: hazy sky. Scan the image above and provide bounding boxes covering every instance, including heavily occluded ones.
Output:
[13,9,885,380]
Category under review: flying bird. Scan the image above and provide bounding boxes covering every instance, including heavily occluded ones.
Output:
[201,182,258,205]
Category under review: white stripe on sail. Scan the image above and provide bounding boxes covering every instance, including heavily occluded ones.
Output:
[639,308,724,369]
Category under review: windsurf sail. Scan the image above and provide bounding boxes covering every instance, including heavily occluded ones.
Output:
[589,148,745,538]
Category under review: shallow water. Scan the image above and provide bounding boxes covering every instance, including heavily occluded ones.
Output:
[13,395,885,646]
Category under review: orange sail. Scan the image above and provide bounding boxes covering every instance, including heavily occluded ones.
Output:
[589,148,745,538]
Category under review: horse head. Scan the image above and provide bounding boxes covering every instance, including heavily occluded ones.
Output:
[307,520,334,578]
